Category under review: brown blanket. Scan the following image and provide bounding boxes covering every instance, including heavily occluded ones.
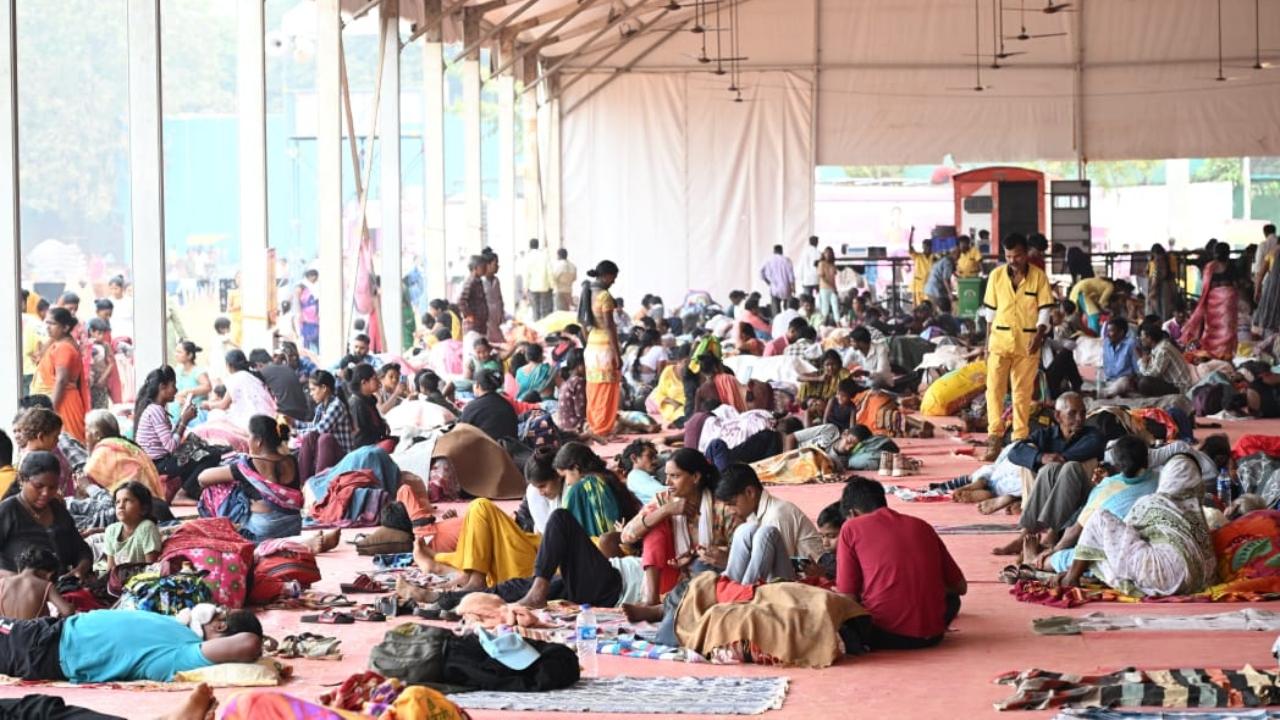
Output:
[675,572,867,667]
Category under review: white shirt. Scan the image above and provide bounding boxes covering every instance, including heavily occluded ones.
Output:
[771,309,800,340]
[523,249,551,293]
[525,484,560,534]
[750,490,824,560]
[846,339,892,386]
[609,556,646,606]
[799,246,822,287]
[551,259,577,295]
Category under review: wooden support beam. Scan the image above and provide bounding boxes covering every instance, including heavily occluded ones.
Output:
[238,0,271,350]
[379,0,404,353]
[488,0,603,79]
[462,7,484,251]
[0,0,20,421]
[446,0,539,68]
[317,0,345,361]
[562,21,685,116]
[550,8,668,102]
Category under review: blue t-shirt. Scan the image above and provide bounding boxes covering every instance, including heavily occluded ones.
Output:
[626,468,666,506]
[58,610,211,682]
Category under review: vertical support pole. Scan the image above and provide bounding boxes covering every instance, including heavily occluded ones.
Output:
[462,8,483,253]
[379,0,403,354]
[542,77,563,250]
[519,53,541,246]
[238,0,270,350]
[497,37,517,312]
[0,0,20,421]
[421,0,447,300]
[127,0,168,373]
[317,0,344,361]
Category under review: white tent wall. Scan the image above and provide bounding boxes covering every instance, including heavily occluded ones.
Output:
[560,70,813,306]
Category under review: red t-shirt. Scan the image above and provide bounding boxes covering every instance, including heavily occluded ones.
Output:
[836,507,965,639]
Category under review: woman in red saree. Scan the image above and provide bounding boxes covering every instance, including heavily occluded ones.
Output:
[1183,242,1240,360]
[31,307,88,443]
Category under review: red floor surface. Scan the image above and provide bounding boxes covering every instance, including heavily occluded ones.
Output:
[6,417,1280,719]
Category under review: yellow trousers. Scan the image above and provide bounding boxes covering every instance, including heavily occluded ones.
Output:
[435,498,540,586]
[986,350,1039,440]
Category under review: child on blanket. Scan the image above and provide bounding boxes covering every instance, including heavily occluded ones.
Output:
[0,547,76,618]
[96,481,163,574]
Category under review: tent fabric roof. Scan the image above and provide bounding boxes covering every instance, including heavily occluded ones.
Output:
[355,0,1280,164]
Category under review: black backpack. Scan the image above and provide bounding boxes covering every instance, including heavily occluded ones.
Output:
[440,633,580,692]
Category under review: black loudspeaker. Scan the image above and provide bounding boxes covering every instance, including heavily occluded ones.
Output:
[998,181,1039,240]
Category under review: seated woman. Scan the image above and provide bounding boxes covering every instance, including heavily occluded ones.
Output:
[646,345,689,427]
[202,350,277,428]
[797,350,850,424]
[81,410,163,498]
[95,482,163,575]
[10,408,74,498]
[197,416,304,541]
[347,363,392,450]
[293,370,355,479]
[620,448,740,599]
[134,366,210,501]
[1056,454,1216,597]
[415,443,639,591]
[0,452,93,581]
[691,353,746,413]
[733,322,764,357]
[515,343,555,400]
[170,341,211,426]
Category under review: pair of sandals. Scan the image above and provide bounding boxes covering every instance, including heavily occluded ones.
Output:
[269,632,343,659]
[301,606,387,624]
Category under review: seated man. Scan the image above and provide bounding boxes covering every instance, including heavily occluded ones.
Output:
[1097,317,1139,398]
[956,392,1103,517]
[836,478,966,650]
[714,464,824,585]
[845,327,892,390]
[0,607,263,683]
[992,392,1105,562]
[1134,323,1196,397]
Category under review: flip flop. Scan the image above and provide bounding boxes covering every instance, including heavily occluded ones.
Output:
[340,574,383,594]
[351,606,387,622]
[277,632,343,659]
[301,609,355,625]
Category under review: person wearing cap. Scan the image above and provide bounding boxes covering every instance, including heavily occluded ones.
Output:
[980,233,1053,462]
[579,260,622,437]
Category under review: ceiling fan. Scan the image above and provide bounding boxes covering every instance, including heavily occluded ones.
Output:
[950,0,993,91]
[962,0,1028,68]
[1006,0,1066,40]
[1042,1,1072,13]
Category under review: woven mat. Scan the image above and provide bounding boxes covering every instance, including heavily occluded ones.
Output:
[451,675,789,715]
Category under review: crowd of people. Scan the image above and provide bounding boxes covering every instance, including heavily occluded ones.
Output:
[0,222,1278,717]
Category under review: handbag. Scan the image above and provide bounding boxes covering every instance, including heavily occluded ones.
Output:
[368,623,451,686]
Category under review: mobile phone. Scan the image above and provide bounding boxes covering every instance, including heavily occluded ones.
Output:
[790,557,809,573]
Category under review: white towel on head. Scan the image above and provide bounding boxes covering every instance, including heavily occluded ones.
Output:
[175,603,219,637]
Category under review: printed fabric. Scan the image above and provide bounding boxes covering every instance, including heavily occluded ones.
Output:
[994,666,1280,711]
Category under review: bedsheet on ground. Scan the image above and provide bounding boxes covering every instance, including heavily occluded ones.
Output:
[1009,578,1280,608]
[1033,609,1280,635]
[1055,710,1280,719]
[993,666,1279,711]
[935,523,1021,535]
[450,676,789,715]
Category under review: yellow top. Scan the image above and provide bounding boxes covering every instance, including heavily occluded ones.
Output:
[956,247,983,278]
[984,264,1054,355]
[0,466,14,500]
[911,251,934,287]
[1069,277,1114,315]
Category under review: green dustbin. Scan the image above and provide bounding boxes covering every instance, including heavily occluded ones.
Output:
[957,277,983,319]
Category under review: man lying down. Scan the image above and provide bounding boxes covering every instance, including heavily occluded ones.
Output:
[0,605,263,719]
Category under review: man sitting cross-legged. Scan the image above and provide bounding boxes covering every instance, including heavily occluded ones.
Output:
[989,392,1106,563]
[836,478,967,650]
[713,463,825,584]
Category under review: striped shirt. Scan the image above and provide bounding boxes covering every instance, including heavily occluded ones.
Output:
[1138,339,1196,392]
[135,403,178,460]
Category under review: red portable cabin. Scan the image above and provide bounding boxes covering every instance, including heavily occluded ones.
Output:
[952,166,1045,255]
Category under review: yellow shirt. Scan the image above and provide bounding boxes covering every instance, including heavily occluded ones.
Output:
[1069,277,1114,315]
[984,264,1054,355]
[20,316,40,376]
[911,251,934,287]
[956,247,983,278]
[0,466,14,499]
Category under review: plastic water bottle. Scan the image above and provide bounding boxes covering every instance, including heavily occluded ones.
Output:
[1217,468,1233,509]
[575,604,598,678]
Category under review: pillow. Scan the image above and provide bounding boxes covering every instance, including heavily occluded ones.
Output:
[173,658,288,687]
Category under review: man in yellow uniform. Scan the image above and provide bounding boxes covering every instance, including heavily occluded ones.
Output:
[955,235,983,278]
[909,237,934,306]
[981,233,1054,462]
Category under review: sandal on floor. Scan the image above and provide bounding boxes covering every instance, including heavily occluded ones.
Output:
[277,632,343,659]
[340,573,384,594]
[351,606,387,622]
[301,609,355,625]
